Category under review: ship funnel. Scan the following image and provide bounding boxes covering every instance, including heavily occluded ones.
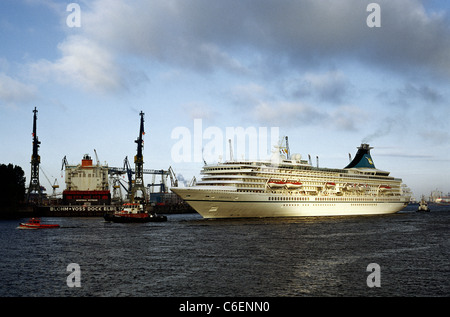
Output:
[345,143,376,169]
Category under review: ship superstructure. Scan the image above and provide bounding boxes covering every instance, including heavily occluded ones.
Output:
[171,142,411,218]
[63,154,110,205]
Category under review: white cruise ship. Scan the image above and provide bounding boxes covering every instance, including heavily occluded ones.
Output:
[171,142,411,218]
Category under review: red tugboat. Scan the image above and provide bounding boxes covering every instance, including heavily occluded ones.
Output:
[104,203,167,223]
[18,218,60,229]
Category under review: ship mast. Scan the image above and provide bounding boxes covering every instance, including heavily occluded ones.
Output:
[129,111,147,203]
[26,107,42,204]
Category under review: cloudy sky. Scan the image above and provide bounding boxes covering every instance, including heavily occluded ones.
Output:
[1,0,450,198]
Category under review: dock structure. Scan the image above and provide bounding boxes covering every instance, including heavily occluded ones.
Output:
[24,107,193,216]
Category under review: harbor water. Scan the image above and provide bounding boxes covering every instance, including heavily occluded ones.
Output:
[0,205,448,297]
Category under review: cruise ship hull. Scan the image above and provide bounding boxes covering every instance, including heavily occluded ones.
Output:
[171,143,411,219]
[171,188,409,219]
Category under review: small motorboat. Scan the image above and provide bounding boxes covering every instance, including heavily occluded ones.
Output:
[417,196,430,212]
[18,218,60,229]
[104,202,167,223]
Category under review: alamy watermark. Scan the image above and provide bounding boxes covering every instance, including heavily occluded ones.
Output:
[65,2,379,29]
[366,263,381,288]
[171,119,280,163]
[63,262,380,290]
[66,263,81,287]
[367,3,381,28]
[66,3,81,28]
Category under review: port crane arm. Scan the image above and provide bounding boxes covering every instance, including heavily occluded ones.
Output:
[61,156,68,171]
[94,149,100,166]
[39,166,59,196]
[123,156,133,193]
[135,111,145,164]
[168,166,178,187]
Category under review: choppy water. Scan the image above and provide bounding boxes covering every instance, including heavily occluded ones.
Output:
[0,205,448,297]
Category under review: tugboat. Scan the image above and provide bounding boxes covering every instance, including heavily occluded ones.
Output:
[104,202,167,223]
[417,196,430,212]
[18,218,60,229]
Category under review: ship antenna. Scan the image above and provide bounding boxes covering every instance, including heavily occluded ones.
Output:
[285,136,290,159]
[202,147,207,166]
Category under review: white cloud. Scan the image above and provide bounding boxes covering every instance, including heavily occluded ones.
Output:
[282,71,350,104]
[75,0,450,79]
[230,83,269,106]
[182,102,219,121]
[252,100,365,131]
[253,101,327,127]
[29,36,126,93]
[81,0,248,75]
[419,129,450,144]
[23,0,450,94]
[0,73,37,108]
[398,83,444,104]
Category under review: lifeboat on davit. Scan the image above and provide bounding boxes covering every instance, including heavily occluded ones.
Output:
[18,218,60,229]
[267,180,286,188]
[286,180,303,189]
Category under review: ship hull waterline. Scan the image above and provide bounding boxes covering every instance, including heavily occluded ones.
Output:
[171,188,409,219]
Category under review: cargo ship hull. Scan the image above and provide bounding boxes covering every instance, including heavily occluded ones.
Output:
[36,205,121,217]
[62,190,111,205]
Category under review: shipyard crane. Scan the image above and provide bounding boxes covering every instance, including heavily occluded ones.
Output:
[106,111,180,200]
[168,166,178,188]
[39,166,60,198]
[26,107,42,204]
[94,149,100,166]
[189,176,197,187]
[129,111,147,203]
[147,166,179,193]
[106,156,133,200]
[123,156,133,193]
[110,174,124,203]
[61,155,68,171]
[108,163,177,195]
